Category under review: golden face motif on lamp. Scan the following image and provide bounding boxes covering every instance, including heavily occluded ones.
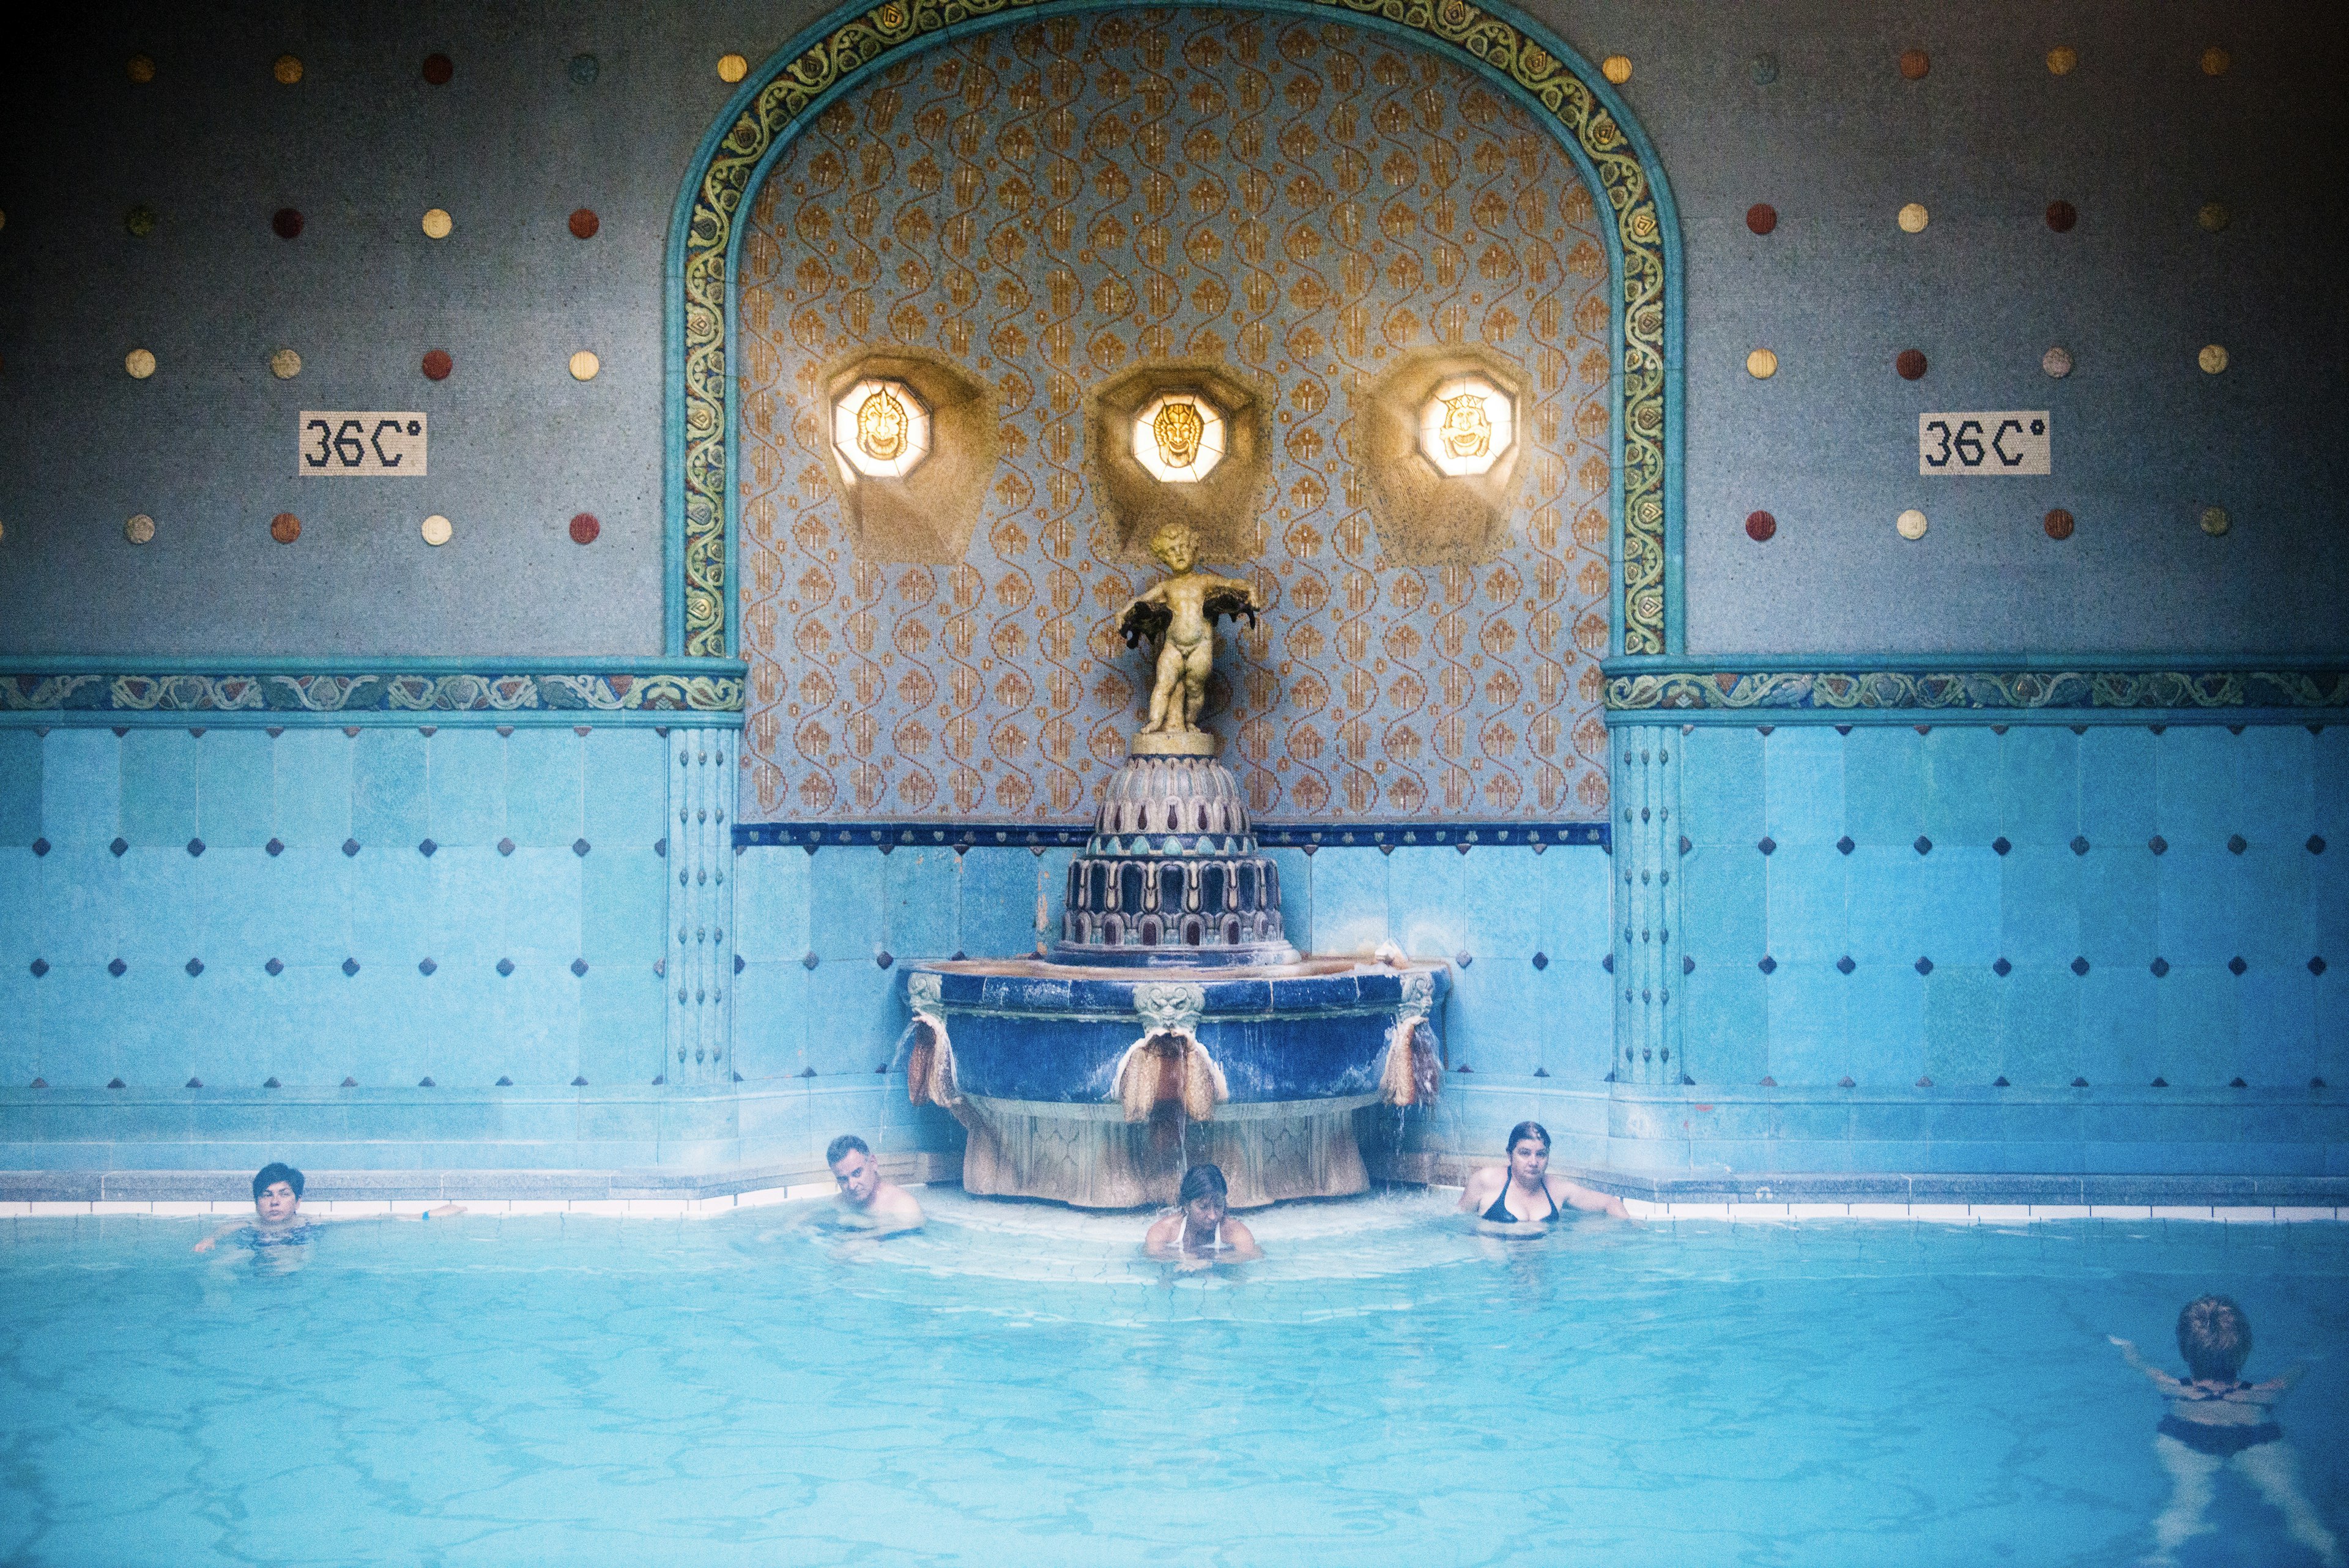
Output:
[1152,399,1204,470]
[858,386,909,463]
[1132,393,1226,483]
[1440,392,1493,459]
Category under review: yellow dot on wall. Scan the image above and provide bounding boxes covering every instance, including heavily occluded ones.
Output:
[2198,343,2228,374]
[125,348,157,379]
[2200,46,2230,76]
[2198,202,2230,232]
[2046,46,2078,75]
[421,515,453,546]
[420,207,453,239]
[1601,54,1632,84]
[2200,506,2230,536]
[125,514,155,544]
[273,54,303,84]
[127,54,155,83]
[1896,508,1929,540]
[569,350,601,381]
[269,348,302,379]
[717,53,749,83]
[1898,203,1930,233]
[1745,348,1778,379]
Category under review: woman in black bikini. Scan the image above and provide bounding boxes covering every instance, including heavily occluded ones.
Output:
[2112,1295,2341,1566]
[1456,1121,1629,1227]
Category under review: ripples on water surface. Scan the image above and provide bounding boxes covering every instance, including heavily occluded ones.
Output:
[2,1189,2343,1566]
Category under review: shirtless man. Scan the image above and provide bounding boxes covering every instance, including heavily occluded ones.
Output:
[826,1134,925,1234]
[1121,519,1263,737]
[1456,1121,1630,1228]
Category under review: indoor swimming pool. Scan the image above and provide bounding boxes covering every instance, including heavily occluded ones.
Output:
[2,1192,2343,1566]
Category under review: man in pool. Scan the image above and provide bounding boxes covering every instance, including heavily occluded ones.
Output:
[826,1134,925,1233]
[1144,1164,1262,1268]
[192,1162,462,1252]
[1457,1121,1630,1227]
[2112,1295,2341,1566]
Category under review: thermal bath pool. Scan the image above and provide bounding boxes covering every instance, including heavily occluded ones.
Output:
[3,1191,2343,1566]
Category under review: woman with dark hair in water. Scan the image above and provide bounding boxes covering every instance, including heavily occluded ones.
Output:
[1145,1164,1263,1267]
[1457,1121,1629,1227]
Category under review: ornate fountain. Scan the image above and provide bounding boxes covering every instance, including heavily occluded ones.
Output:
[900,523,1448,1209]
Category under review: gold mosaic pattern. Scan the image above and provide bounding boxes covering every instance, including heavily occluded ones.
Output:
[678,0,1672,662]
[735,13,1614,823]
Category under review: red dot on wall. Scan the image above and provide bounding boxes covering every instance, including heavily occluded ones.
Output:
[569,512,601,545]
[1896,349,1928,381]
[421,349,453,381]
[269,513,302,544]
[272,207,304,239]
[2044,508,2076,540]
[1745,510,1776,542]
[568,207,600,239]
[421,53,454,85]
[2046,199,2077,232]
[1745,203,1777,236]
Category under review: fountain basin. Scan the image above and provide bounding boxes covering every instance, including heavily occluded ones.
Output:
[902,957,1450,1209]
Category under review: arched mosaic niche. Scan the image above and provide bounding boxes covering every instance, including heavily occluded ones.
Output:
[676,1,1680,823]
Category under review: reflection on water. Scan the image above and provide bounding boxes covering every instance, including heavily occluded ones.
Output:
[5,1191,2346,1567]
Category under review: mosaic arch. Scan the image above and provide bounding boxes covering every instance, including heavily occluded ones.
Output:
[667,0,1682,822]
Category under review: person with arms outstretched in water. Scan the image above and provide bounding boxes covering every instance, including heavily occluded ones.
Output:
[1457,1121,1629,1229]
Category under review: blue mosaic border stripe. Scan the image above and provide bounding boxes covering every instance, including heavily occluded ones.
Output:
[0,658,747,726]
[733,820,1608,850]
[1602,656,2348,726]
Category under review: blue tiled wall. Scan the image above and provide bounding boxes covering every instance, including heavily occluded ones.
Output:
[733,842,1614,1083]
[1675,723,2347,1092]
[0,726,669,1093]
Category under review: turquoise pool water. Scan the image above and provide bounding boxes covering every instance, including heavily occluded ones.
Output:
[2,1191,2343,1566]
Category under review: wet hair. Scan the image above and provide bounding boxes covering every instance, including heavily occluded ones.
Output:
[1505,1121,1551,1156]
[1178,1164,1229,1207]
[251,1162,303,1201]
[2176,1295,2253,1382]
[825,1134,870,1168]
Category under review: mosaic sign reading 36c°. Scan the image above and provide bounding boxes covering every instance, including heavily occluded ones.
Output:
[297,412,428,476]
[1918,411,2050,475]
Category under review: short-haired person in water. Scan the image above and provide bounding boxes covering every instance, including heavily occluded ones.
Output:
[2112,1296,2342,1566]
[1145,1164,1262,1269]
[826,1134,924,1233]
[1457,1121,1628,1226]
[191,1162,462,1253]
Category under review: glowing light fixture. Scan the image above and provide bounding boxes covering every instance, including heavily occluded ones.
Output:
[1132,392,1226,483]
[832,379,931,480]
[1418,376,1513,477]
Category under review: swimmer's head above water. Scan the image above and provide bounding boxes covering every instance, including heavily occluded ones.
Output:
[1505,1121,1551,1181]
[2177,1295,2252,1383]
[251,1162,303,1223]
[826,1135,880,1206]
[1178,1163,1230,1235]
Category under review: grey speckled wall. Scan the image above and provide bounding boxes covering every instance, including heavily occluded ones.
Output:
[0,0,2342,657]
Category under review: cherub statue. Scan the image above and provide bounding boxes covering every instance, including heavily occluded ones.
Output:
[1117,519,1262,737]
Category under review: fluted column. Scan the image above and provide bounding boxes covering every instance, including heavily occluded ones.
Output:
[1609,726,1683,1085]
[664,725,738,1085]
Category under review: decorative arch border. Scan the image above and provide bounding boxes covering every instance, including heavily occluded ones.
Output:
[665,0,1683,661]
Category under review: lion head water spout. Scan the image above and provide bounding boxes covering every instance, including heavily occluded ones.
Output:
[899,526,1449,1209]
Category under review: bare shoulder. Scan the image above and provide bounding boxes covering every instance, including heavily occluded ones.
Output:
[1144,1212,1180,1246]
[1221,1215,1258,1245]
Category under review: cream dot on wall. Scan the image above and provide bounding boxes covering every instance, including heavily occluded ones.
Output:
[125,348,157,379]
[1745,348,1778,379]
[270,347,302,379]
[1600,54,1631,84]
[717,53,749,83]
[2198,344,2229,374]
[421,515,453,546]
[2200,506,2230,536]
[420,207,453,239]
[1896,508,1929,540]
[1897,203,1929,234]
[2042,346,2073,377]
[125,514,155,544]
[569,350,601,381]
[2046,46,2078,75]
